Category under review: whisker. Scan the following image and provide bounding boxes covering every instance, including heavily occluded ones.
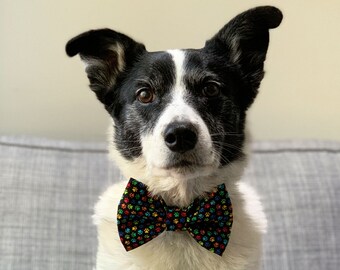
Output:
[116,146,143,153]
[211,141,243,151]
[114,140,141,143]
[213,150,231,165]
[210,133,244,137]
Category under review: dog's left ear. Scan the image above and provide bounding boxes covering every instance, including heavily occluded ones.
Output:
[205,6,283,110]
[66,29,146,111]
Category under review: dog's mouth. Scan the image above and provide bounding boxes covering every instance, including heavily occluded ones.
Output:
[150,158,217,180]
[163,159,196,169]
[151,148,218,173]
[158,158,215,171]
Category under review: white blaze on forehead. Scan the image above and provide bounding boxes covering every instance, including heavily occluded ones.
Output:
[167,49,186,93]
[165,49,192,123]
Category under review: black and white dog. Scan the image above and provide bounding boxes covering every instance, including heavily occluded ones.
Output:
[66,6,282,270]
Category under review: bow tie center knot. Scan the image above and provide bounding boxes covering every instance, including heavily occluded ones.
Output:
[165,207,188,231]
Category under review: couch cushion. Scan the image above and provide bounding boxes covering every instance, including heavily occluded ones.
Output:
[0,136,119,270]
[246,141,340,270]
[0,137,339,269]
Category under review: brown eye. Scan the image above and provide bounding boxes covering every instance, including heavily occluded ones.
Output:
[136,88,155,104]
[202,83,220,98]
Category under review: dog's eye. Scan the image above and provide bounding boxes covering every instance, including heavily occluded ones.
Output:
[202,82,220,98]
[136,88,155,104]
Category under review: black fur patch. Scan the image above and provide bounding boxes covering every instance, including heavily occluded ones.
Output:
[183,49,245,166]
[112,52,176,160]
[205,6,283,110]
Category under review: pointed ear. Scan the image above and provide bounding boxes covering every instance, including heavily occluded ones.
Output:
[205,6,283,109]
[66,29,146,110]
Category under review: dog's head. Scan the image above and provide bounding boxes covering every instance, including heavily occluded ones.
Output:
[66,6,282,198]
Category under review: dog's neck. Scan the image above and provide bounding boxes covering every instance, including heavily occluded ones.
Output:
[144,174,220,207]
[145,160,246,207]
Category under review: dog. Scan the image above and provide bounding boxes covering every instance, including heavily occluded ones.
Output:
[66,6,282,270]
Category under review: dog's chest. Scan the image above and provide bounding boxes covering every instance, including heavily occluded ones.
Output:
[130,231,228,269]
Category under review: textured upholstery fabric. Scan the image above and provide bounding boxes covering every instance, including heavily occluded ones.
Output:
[246,141,340,270]
[0,136,339,269]
[0,136,120,270]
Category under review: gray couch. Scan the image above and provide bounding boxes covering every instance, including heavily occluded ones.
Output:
[1,136,339,270]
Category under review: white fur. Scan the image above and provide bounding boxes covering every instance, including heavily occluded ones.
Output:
[93,50,267,269]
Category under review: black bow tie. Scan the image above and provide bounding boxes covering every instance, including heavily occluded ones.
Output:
[117,178,233,256]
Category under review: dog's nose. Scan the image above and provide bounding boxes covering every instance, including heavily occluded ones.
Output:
[164,122,198,153]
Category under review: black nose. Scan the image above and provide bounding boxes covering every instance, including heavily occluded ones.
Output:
[164,122,198,153]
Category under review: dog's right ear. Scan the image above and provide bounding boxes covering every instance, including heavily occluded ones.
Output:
[204,6,282,110]
[66,29,146,110]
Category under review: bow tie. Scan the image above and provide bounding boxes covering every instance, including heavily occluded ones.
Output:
[117,178,233,256]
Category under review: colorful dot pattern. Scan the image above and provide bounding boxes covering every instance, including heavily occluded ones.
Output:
[117,178,233,256]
